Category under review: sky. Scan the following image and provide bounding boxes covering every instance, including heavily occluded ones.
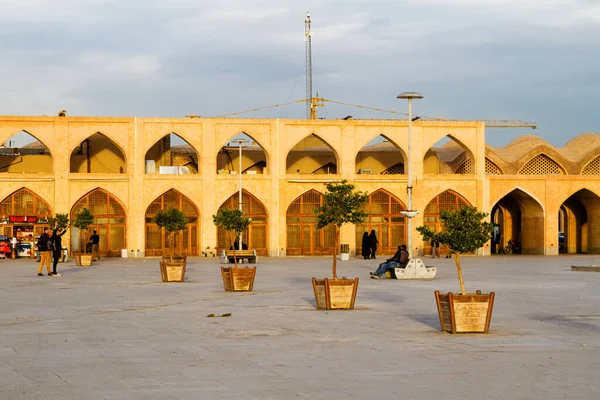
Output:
[1,0,599,147]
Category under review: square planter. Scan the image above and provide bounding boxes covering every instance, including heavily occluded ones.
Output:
[221,266,257,291]
[75,254,93,266]
[312,277,359,310]
[435,290,495,333]
[160,261,186,282]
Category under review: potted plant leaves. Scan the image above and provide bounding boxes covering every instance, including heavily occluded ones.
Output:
[154,207,188,282]
[73,208,94,266]
[213,208,256,291]
[416,206,495,333]
[312,180,368,310]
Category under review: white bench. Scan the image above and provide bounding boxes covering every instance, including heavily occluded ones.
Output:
[385,258,436,280]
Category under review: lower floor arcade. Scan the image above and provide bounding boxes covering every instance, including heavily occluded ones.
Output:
[1,180,599,258]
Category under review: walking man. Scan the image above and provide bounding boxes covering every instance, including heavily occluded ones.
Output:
[89,230,100,260]
[431,239,440,258]
[37,227,53,276]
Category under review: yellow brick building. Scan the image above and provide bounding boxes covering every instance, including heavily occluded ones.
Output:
[0,115,597,257]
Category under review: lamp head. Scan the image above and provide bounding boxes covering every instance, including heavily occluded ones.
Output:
[397,92,423,100]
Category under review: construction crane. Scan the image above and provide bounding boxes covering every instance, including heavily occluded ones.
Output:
[206,12,537,131]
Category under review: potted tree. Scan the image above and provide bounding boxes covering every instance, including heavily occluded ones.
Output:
[213,208,256,291]
[154,207,188,282]
[312,180,368,310]
[73,208,94,266]
[416,206,495,333]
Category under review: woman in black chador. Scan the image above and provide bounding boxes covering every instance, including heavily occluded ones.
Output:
[361,232,371,259]
[51,227,67,276]
[368,229,379,260]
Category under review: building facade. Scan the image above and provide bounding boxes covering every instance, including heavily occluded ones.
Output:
[0,115,598,257]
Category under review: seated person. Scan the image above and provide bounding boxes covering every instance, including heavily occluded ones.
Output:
[228,242,248,263]
[370,244,409,279]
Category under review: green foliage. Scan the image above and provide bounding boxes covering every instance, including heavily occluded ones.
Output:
[314,180,369,279]
[73,208,94,230]
[314,180,369,230]
[213,208,252,239]
[154,208,188,233]
[48,213,69,231]
[416,206,493,254]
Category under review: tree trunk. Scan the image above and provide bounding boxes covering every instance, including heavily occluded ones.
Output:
[231,232,238,266]
[169,231,174,262]
[332,226,339,280]
[455,252,466,295]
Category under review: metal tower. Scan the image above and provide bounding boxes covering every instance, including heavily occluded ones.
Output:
[304,11,313,120]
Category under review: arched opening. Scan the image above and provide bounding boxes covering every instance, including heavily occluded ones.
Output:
[70,189,127,257]
[485,158,503,175]
[286,134,338,174]
[145,190,199,256]
[582,155,600,175]
[355,189,407,255]
[423,190,471,256]
[0,188,52,257]
[559,189,600,254]
[491,189,544,255]
[424,136,475,175]
[144,133,198,175]
[70,133,126,173]
[0,131,52,173]
[355,136,405,175]
[216,190,268,256]
[217,133,267,175]
[286,190,335,255]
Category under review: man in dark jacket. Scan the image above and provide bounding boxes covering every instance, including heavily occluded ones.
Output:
[370,245,409,279]
[37,227,53,276]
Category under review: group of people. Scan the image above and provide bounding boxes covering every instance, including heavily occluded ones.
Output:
[361,230,379,260]
[37,228,100,277]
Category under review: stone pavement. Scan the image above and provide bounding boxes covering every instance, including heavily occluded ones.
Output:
[0,254,599,399]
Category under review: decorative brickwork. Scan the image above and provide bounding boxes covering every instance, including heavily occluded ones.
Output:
[381,162,404,174]
[582,156,600,175]
[454,158,473,174]
[518,154,565,175]
[485,159,502,175]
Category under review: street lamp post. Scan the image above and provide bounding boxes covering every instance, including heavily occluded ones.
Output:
[233,139,248,250]
[397,92,423,259]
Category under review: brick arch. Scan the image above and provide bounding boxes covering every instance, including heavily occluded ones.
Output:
[216,189,268,256]
[0,187,53,245]
[285,189,335,255]
[144,189,200,256]
[518,153,566,175]
[355,189,407,255]
[143,133,200,174]
[422,190,472,256]
[0,130,53,174]
[286,134,339,175]
[70,132,127,173]
[355,135,406,175]
[581,155,600,175]
[70,188,127,257]
[423,135,476,175]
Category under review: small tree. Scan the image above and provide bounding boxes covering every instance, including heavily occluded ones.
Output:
[73,208,94,253]
[314,180,368,280]
[416,206,493,295]
[212,208,252,267]
[154,207,188,261]
[48,213,69,232]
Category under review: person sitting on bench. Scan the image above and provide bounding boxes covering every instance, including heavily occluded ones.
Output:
[228,241,248,263]
[370,244,409,279]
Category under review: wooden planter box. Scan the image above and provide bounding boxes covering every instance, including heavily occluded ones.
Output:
[75,254,93,266]
[221,266,257,291]
[435,290,495,333]
[160,261,186,282]
[312,277,359,310]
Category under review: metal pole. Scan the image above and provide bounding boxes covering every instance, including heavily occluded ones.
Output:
[407,98,413,259]
[238,142,243,250]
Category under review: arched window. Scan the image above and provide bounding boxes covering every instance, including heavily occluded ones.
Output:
[518,154,565,175]
[0,188,52,241]
[71,189,126,257]
[145,190,199,256]
[286,190,335,255]
[70,133,126,173]
[582,156,600,175]
[217,190,268,256]
[423,190,471,256]
[356,190,406,255]
[485,159,502,175]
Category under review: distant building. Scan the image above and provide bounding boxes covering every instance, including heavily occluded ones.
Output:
[0,115,597,257]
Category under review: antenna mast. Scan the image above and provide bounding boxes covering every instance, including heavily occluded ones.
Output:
[304,11,313,120]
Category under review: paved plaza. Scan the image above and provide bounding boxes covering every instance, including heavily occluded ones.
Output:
[0,254,599,399]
